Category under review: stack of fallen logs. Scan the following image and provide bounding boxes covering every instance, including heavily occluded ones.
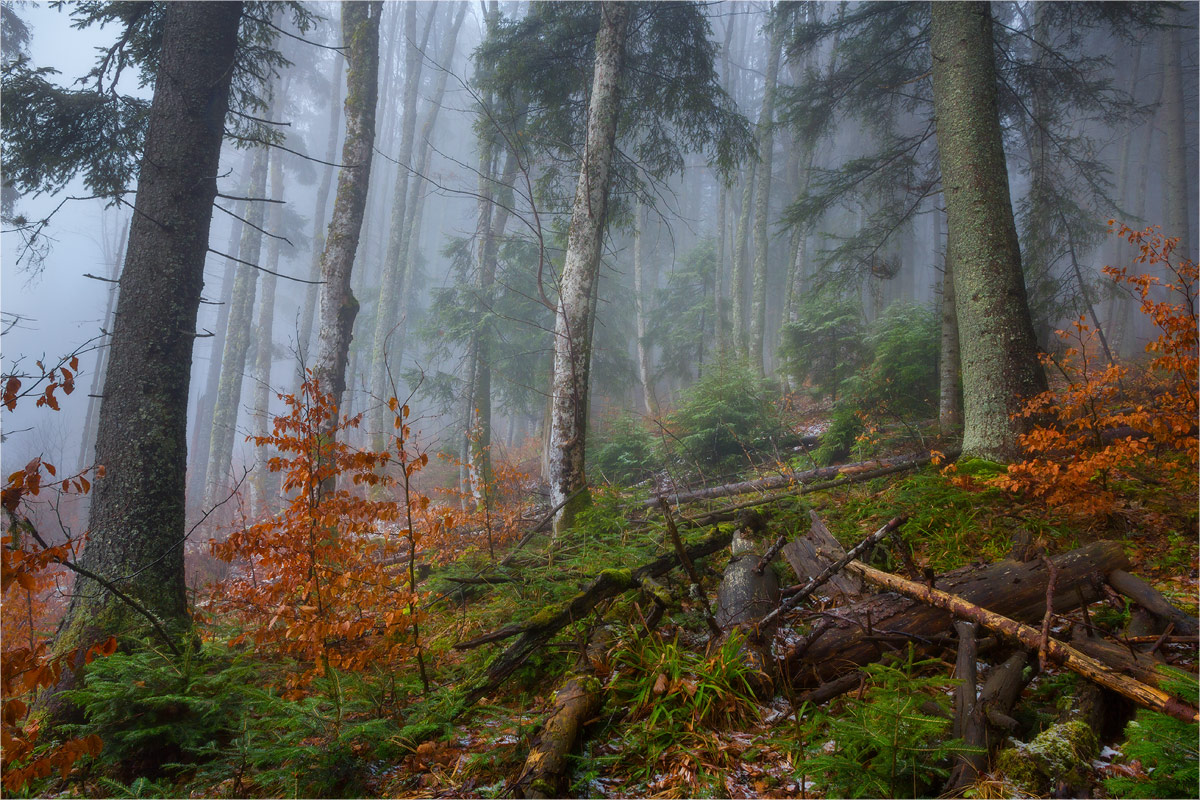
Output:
[457,491,1198,798]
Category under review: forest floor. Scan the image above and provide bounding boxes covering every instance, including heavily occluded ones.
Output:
[33,414,1196,800]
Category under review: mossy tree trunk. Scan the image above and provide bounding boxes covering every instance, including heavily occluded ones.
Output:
[929,1,1046,462]
[55,1,243,658]
[548,2,630,537]
[312,0,382,415]
[938,208,962,435]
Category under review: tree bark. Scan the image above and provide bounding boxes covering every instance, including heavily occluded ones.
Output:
[297,51,343,373]
[938,207,962,435]
[312,0,382,413]
[548,3,630,537]
[632,199,659,417]
[203,145,270,510]
[56,1,243,656]
[792,540,1129,683]
[367,3,435,445]
[748,15,783,374]
[251,119,286,516]
[929,2,1046,461]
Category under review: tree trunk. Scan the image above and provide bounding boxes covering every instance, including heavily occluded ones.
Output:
[297,52,343,373]
[1161,19,1192,262]
[748,16,783,375]
[251,120,286,516]
[203,145,270,510]
[938,208,962,435]
[388,2,468,401]
[55,1,242,657]
[731,166,755,360]
[632,199,659,417]
[312,0,382,414]
[548,3,630,537]
[367,4,435,445]
[78,216,128,474]
[188,151,254,512]
[929,2,1046,462]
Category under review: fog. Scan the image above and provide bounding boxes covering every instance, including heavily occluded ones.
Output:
[2,1,1197,518]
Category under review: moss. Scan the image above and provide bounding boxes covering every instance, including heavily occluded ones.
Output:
[526,605,564,628]
[997,719,1098,794]
[597,568,633,588]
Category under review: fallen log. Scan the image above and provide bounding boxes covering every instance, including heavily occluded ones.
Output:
[460,527,734,704]
[946,649,1033,795]
[1108,569,1199,637]
[780,509,865,607]
[714,529,781,696]
[791,540,1129,684]
[845,559,1199,723]
[647,452,938,507]
[511,629,610,799]
[760,517,904,629]
[1068,628,1168,687]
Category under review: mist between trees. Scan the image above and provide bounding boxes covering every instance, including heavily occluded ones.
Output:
[0,0,1197,795]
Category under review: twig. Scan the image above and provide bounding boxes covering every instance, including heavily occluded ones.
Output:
[1039,554,1058,672]
[754,534,789,575]
[658,496,721,637]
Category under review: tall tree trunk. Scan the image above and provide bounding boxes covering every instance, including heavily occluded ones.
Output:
[188,153,254,512]
[632,199,659,417]
[930,2,1046,462]
[251,128,286,516]
[548,2,630,537]
[367,4,435,443]
[714,10,736,358]
[731,166,756,359]
[55,1,242,658]
[312,0,382,416]
[1161,19,1192,262]
[467,93,526,504]
[203,145,270,509]
[298,53,344,373]
[386,3,468,397]
[78,216,128,474]
[938,208,962,435]
[748,14,783,375]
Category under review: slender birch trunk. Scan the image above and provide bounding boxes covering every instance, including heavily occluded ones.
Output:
[312,0,382,416]
[250,131,286,516]
[632,199,659,417]
[203,144,270,509]
[548,2,630,536]
[368,4,434,440]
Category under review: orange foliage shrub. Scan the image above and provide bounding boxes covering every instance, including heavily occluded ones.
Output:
[211,375,454,690]
[2,354,111,792]
[994,224,1198,519]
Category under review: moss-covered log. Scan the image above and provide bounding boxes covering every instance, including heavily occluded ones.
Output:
[791,541,1129,684]
[511,672,603,798]
[461,527,734,705]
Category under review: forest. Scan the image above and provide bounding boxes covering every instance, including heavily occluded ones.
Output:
[0,1,1197,797]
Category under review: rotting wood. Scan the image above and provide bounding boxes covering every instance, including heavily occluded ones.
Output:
[511,627,610,799]
[952,620,978,740]
[1108,569,1199,637]
[780,509,865,606]
[792,540,1129,684]
[945,649,1031,794]
[715,530,781,696]
[761,516,904,629]
[845,560,1200,723]
[459,527,734,705]
[1068,627,1168,687]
